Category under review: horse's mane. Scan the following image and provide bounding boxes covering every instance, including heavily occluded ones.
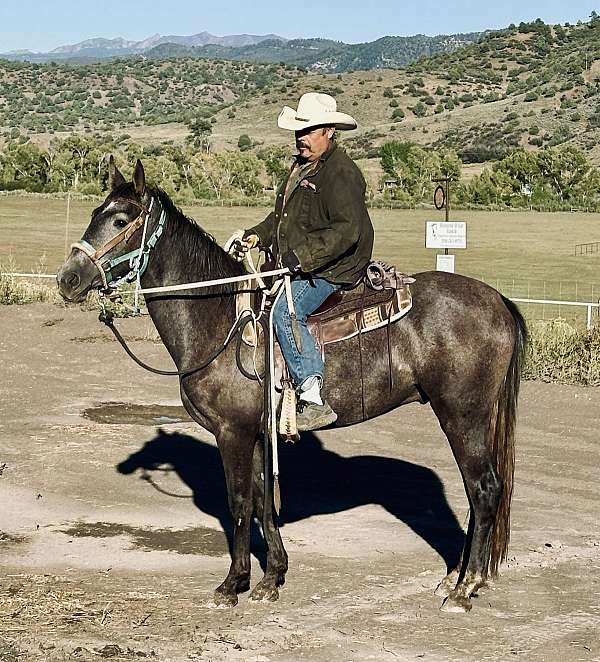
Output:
[154,187,246,298]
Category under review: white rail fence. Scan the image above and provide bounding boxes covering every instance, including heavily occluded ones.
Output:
[2,273,600,329]
[511,298,599,329]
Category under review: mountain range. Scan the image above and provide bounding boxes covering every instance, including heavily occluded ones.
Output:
[1,31,484,71]
[2,32,285,61]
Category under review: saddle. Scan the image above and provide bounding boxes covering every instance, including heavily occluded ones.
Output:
[237,261,414,350]
[236,262,414,439]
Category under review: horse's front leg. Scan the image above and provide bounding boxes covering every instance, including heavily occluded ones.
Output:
[249,439,288,602]
[212,426,255,607]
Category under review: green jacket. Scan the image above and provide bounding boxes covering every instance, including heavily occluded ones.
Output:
[248,143,374,286]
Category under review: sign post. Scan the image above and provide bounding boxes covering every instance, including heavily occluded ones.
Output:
[428,178,466,273]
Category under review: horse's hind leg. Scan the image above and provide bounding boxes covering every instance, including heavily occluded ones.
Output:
[249,440,288,602]
[435,411,502,613]
[212,427,256,607]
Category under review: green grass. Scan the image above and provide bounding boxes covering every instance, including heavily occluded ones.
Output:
[2,195,600,323]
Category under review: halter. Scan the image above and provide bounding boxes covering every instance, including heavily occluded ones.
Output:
[71,196,167,291]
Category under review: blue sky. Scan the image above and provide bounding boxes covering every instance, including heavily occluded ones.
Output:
[0,0,598,52]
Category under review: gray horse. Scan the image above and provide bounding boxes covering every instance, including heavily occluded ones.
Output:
[57,159,527,613]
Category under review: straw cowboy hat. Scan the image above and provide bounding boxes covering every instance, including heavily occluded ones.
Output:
[278,92,357,131]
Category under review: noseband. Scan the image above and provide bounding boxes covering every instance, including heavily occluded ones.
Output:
[71,196,167,290]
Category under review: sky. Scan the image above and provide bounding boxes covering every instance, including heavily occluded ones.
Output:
[0,0,598,52]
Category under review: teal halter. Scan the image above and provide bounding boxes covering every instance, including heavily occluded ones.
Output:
[71,196,167,291]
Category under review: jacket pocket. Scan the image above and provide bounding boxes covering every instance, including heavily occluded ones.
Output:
[295,187,314,229]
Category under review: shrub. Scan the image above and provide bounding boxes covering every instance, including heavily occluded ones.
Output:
[523,321,600,385]
[238,134,252,151]
[0,268,60,306]
[412,102,426,117]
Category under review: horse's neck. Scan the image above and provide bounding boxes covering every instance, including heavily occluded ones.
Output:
[140,222,236,369]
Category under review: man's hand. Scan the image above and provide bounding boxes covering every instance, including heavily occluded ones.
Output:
[225,231,259,262]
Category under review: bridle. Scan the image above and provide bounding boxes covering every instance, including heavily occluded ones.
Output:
[71,195,167,291]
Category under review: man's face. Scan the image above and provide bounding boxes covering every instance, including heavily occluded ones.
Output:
[295,126,335,162]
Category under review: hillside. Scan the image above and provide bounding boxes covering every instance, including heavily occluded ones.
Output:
[1,15,600,165]
[0,58,302,134]
[208,17,600,162]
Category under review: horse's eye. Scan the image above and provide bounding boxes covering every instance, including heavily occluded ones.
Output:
[114,218,128,229]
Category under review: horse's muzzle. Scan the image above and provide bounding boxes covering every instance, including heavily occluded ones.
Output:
[57,251,98,302]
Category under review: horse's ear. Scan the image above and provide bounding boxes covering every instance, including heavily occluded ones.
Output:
[108,155,126,190]
[133,159,146,197]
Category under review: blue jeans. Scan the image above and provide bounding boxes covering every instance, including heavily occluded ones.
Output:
[273,277,339,387]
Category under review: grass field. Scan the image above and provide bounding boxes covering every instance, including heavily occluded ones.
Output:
[2,195,600,323]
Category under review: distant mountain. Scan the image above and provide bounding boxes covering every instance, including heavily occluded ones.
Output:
[142,33,485,72]
[1,32,286,62]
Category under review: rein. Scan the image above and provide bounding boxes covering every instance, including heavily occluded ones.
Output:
[99,306,258,379]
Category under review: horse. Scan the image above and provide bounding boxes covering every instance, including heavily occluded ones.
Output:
[57,158,527,613]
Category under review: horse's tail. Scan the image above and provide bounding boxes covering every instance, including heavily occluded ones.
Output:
[488,295,528,577]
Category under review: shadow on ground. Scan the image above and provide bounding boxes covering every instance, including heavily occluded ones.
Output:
[117,429,464,572]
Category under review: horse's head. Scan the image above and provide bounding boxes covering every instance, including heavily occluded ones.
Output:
[57,157,158,302]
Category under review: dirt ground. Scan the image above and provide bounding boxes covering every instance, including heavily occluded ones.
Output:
[0,302,599,661]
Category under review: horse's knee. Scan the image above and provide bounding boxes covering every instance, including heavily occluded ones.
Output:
[228,492,252,523]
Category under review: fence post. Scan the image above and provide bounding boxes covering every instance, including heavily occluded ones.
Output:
[64,192,71,259]
[588,305,592,330]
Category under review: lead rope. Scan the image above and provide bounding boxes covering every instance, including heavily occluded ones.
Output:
[268,287,284,514]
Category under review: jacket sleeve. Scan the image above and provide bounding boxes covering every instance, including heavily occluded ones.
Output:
[294,166,366,272]
[247,212,277,249]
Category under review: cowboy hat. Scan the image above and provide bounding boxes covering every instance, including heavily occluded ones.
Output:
[277,92,357,131]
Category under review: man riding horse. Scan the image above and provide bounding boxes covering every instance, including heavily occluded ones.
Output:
[229,93,374,432]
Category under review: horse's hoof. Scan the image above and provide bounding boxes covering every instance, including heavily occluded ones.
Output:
[249,582,280,602]
[434,580,454,598]
[210,589,238,608]
[440,594,472,613]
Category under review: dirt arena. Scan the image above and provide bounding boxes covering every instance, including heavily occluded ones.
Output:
[0,302,599,661]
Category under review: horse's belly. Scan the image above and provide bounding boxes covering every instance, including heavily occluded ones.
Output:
[322,326,418,426]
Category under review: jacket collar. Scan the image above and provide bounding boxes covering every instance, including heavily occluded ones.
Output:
[318,141,337,163]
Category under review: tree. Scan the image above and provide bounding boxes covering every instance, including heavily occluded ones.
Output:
[257,146,289,190]
[0,141,46,190]
[537,146,595,201]
[186,116,212,152]
[380,141,413,178]
[494,150,540,194]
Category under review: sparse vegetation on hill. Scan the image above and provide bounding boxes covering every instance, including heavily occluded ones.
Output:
[3,13,600,207]
[0,57,300,132]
